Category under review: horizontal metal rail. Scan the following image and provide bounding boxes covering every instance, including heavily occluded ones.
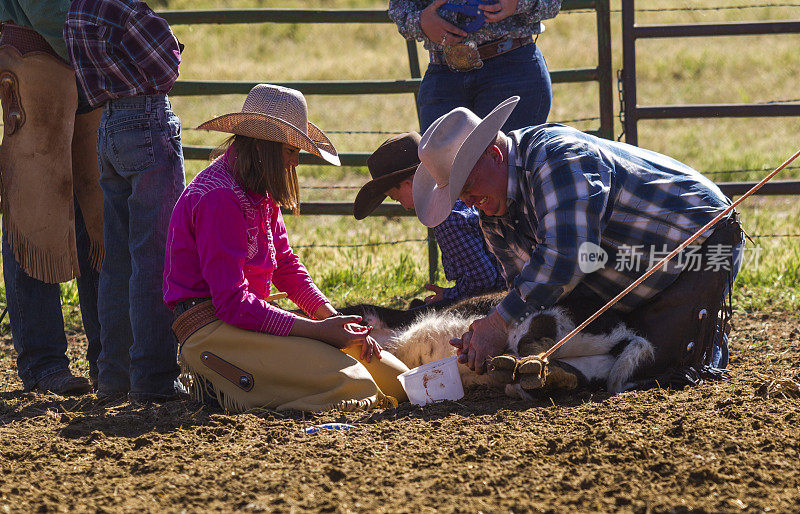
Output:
[633,20,800,38]
[161,9,391,25]
[183,137,604,165]
[182,146,371,166]
[283,181,800,217]
[170,68,599,97]
[637,103,800,119]
[159,1,597,25]
[717,180,800,197]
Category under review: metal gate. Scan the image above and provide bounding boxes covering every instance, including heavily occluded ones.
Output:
[161,1,614,282]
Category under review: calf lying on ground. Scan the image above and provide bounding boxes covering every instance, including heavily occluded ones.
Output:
[346,294,654,398]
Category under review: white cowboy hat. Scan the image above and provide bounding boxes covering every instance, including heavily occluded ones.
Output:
[197,83,340,166]
[412,96,519,227]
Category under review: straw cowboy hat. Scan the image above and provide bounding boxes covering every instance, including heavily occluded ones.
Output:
[352,132,421,220]
[412,96,519,227]
[197,83,340,166]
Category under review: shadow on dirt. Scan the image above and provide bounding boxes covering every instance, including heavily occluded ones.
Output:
[1,384,616,439]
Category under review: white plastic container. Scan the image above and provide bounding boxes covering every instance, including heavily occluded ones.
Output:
[398,356,465,406]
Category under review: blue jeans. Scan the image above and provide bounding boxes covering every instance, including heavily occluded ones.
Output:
[96,94,185,399]
[2,199,101,390]
[418,43,552,132]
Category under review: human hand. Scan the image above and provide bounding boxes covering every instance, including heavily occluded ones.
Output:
[316,315,375,350]
[450,310,510,374]
[358,335,383,363]
[423,283,445,304]
[479,0,519,23]
[421,0,468,45]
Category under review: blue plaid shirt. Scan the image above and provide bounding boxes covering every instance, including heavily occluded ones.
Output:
[434,199,505,301]
[481,124,731,325]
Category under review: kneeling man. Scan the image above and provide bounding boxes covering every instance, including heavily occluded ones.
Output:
[412,97,743,390]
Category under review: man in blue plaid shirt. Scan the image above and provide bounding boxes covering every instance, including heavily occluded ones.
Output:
[413,97,743,387]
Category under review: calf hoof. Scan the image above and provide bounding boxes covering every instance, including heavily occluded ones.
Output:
[488,354,518,384]
[517,355,547,391]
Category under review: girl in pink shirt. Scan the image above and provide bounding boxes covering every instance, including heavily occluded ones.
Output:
[164,84,408,412]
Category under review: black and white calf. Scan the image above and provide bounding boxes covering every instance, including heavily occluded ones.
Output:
[348,294,654,397]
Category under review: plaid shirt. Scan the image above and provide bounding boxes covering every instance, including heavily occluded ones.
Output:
[481,124,731,325]
[388,0,561,51]
[63,0,181,108]
[434,199,505,301]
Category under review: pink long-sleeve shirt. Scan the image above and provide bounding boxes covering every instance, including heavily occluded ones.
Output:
[163,147,329,336]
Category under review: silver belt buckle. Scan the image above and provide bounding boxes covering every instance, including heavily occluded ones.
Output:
[443,41,483,72]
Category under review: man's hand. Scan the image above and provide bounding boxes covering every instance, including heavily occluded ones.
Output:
[450,309,510,374]
[479,0,519,23]
[423,283,445,304]
[421,0,468,45]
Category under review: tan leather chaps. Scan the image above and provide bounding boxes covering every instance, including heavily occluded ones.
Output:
[0,30,103,283]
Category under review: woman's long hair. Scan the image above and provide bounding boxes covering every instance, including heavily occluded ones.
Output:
[213,135,300,212]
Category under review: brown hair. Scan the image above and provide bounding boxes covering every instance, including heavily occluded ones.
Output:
[212,135,300,211]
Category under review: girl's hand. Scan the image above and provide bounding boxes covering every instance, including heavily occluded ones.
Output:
[421,0,468,45]
[289,315,381,361]
[316,315,377,351]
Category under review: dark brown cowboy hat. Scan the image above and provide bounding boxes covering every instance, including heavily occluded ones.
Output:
[353,132,421,220]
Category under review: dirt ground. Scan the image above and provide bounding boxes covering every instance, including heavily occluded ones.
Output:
[1,310,799,513]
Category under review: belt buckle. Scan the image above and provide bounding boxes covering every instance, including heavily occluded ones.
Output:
[443,41,483,72]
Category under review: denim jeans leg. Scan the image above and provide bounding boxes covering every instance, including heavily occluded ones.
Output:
[418,64,469,133]
[418,44,552,134]
[98,96,185,399]
[470,44,552,131]
[74,199,101,381]
[127,105,185,398]
[96,110,135,395]
[2,218,69,390]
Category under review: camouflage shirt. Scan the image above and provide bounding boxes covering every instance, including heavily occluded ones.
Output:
[388,0,562,50]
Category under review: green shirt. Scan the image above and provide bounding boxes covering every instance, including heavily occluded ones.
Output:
[0,0,71,60]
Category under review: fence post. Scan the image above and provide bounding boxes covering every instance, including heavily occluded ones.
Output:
[595,0,613,140]
[405,37,439,284]
[621,0,638,146]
